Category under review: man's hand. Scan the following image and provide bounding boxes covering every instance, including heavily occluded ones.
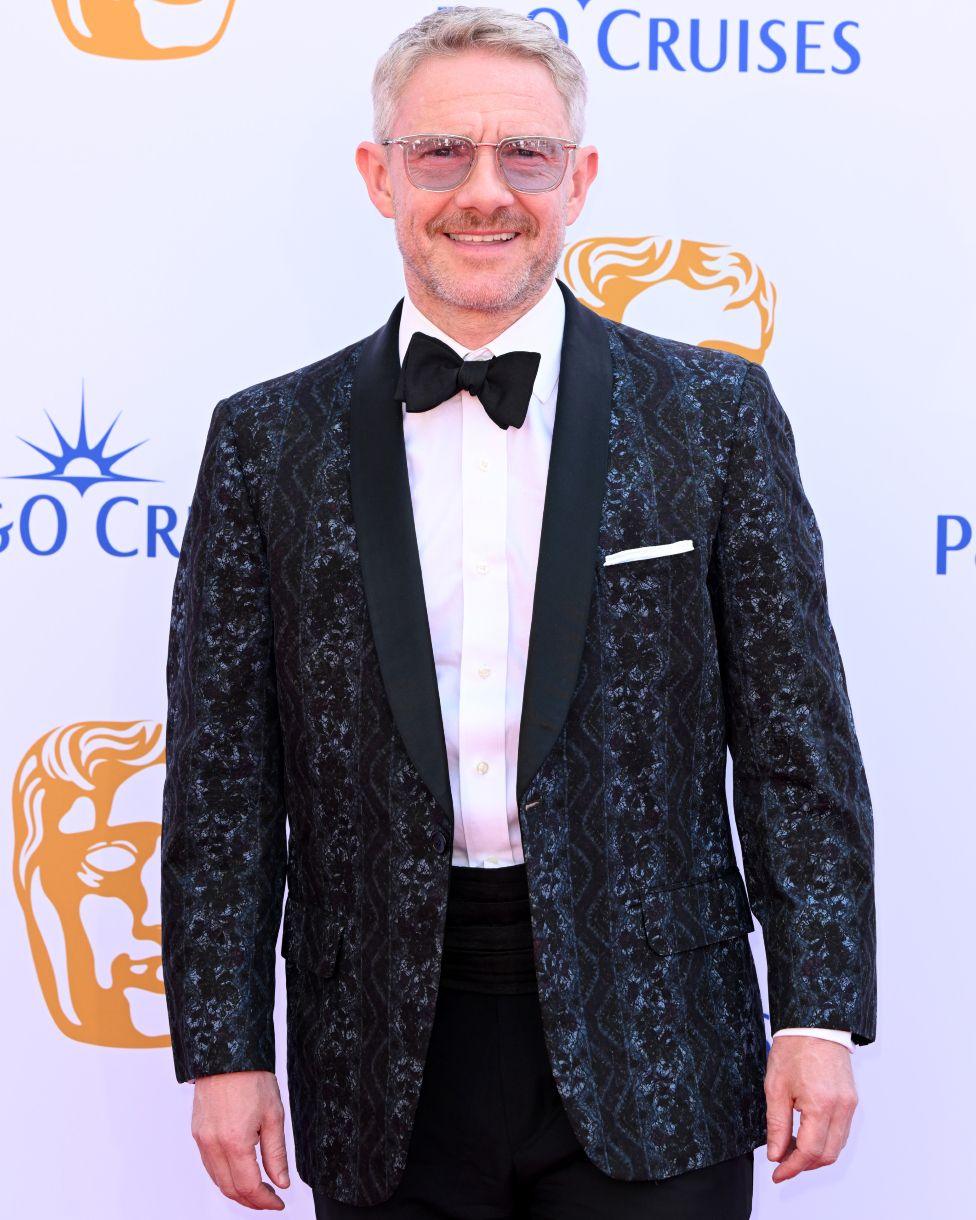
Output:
[190,1070,291,1210]
[765,1035,859,1182]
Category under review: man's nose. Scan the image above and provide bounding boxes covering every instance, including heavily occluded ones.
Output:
[451,144,516,211]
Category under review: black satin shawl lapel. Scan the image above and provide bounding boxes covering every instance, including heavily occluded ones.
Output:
[516,278,613,802]
[349,297,454,822]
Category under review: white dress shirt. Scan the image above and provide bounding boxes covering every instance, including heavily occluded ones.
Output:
[396,277,853,1054]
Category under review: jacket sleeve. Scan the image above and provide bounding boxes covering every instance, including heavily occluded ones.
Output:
[161,397,286,1082]
[708,361,877,1046]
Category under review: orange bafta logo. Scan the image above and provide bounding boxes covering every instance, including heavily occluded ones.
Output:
[50,0,236,60]
[561,235,776,363]
[12,722,169,1048]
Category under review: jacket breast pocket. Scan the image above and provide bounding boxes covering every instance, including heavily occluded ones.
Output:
[280,897,345,978]
[603,538,695,566]
[598,532,707,652]
[640,868,755,955]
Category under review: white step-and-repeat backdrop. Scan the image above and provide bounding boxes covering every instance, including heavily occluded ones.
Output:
[2,3,971,1216]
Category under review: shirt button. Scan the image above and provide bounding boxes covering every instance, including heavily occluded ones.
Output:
[484,855,499,866]
[475,561,488,575]
[478,458,489,471]
[475,760,489,775]
[478,665,491,678]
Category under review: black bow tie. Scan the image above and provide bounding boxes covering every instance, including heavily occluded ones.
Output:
[394,330,542,430]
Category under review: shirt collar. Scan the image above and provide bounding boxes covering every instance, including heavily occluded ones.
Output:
[398,277,564,404]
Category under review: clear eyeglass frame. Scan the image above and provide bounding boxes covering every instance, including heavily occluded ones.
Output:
[379,133,579,194]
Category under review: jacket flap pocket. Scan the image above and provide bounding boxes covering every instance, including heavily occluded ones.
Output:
[641,868,754,954]
[280,899,344,976]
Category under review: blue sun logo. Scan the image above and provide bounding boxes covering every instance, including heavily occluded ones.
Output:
[5,382,161,496]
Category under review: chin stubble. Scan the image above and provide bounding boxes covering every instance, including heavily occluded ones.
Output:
[398,219,565,313]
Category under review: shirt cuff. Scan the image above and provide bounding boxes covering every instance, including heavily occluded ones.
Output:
[772,1027,854,1053]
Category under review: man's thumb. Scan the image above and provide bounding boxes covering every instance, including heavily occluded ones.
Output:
[260,1120,291,1188]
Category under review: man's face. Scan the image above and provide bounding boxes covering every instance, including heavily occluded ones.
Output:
[357,49,597,315]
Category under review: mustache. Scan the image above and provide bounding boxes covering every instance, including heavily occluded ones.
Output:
[433,216,533,235]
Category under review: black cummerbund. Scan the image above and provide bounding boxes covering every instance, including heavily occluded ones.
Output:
[440,862,537,994]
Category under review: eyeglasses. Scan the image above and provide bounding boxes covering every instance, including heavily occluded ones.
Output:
[380,133,578,193]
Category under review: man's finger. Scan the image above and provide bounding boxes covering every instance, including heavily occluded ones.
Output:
[764,1081,795,1162]
[201,1140,244,1204]
[259,1109,291,1190]
[224,1138,285,1210]
[771,1105,830,1182]
[192,1131,221,1190]
[819,1096,856,1166]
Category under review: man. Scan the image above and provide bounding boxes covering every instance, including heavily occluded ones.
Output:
[161,7,876,1218]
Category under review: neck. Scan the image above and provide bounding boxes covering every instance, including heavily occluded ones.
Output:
[403,275,552,350]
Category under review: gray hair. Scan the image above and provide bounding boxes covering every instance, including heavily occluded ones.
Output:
[371,6,587,144]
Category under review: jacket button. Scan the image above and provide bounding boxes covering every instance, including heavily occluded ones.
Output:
[431,829,448,854]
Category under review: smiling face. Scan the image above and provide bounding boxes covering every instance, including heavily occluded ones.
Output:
[357,48,597,333]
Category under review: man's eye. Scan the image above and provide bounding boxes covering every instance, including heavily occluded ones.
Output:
[503,143,547,160]
[415,143,464,159]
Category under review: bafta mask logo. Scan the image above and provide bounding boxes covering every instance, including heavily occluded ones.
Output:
[12,721,169,1048]
[561,234,776,363]
[50,0,236,60]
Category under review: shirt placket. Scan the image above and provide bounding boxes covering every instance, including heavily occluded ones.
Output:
[457,346,512,867]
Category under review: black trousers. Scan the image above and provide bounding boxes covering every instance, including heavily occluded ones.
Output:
[314,863,754,1219]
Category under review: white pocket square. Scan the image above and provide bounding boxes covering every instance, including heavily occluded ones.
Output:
[603,538,695,566]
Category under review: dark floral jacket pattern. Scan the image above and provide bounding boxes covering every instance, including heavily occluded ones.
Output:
[161,279,876,1207]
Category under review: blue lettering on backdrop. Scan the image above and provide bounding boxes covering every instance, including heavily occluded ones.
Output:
[797,20,826,74]
[597,9,640,70]
[833,21,861,74]
[757,19,788,73]
[0,495,187,557]
[936,515,973,574]
[147,504,180,559]
[97,497,139,558]
[20,496,67,557]
[648,17,682,71]
[689,18,728,72]
[527,9,862,74]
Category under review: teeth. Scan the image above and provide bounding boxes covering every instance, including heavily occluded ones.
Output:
[447,232,517,243]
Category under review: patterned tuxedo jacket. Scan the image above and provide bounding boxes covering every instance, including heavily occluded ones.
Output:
[161,278,877,1207]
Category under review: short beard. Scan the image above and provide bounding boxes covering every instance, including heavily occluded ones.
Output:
[394,203,566,315]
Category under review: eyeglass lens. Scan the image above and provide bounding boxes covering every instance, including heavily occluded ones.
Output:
[401,136,568,192]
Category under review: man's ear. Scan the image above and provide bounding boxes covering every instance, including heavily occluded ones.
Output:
[355,141,395,220]
[564,144,598,227]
